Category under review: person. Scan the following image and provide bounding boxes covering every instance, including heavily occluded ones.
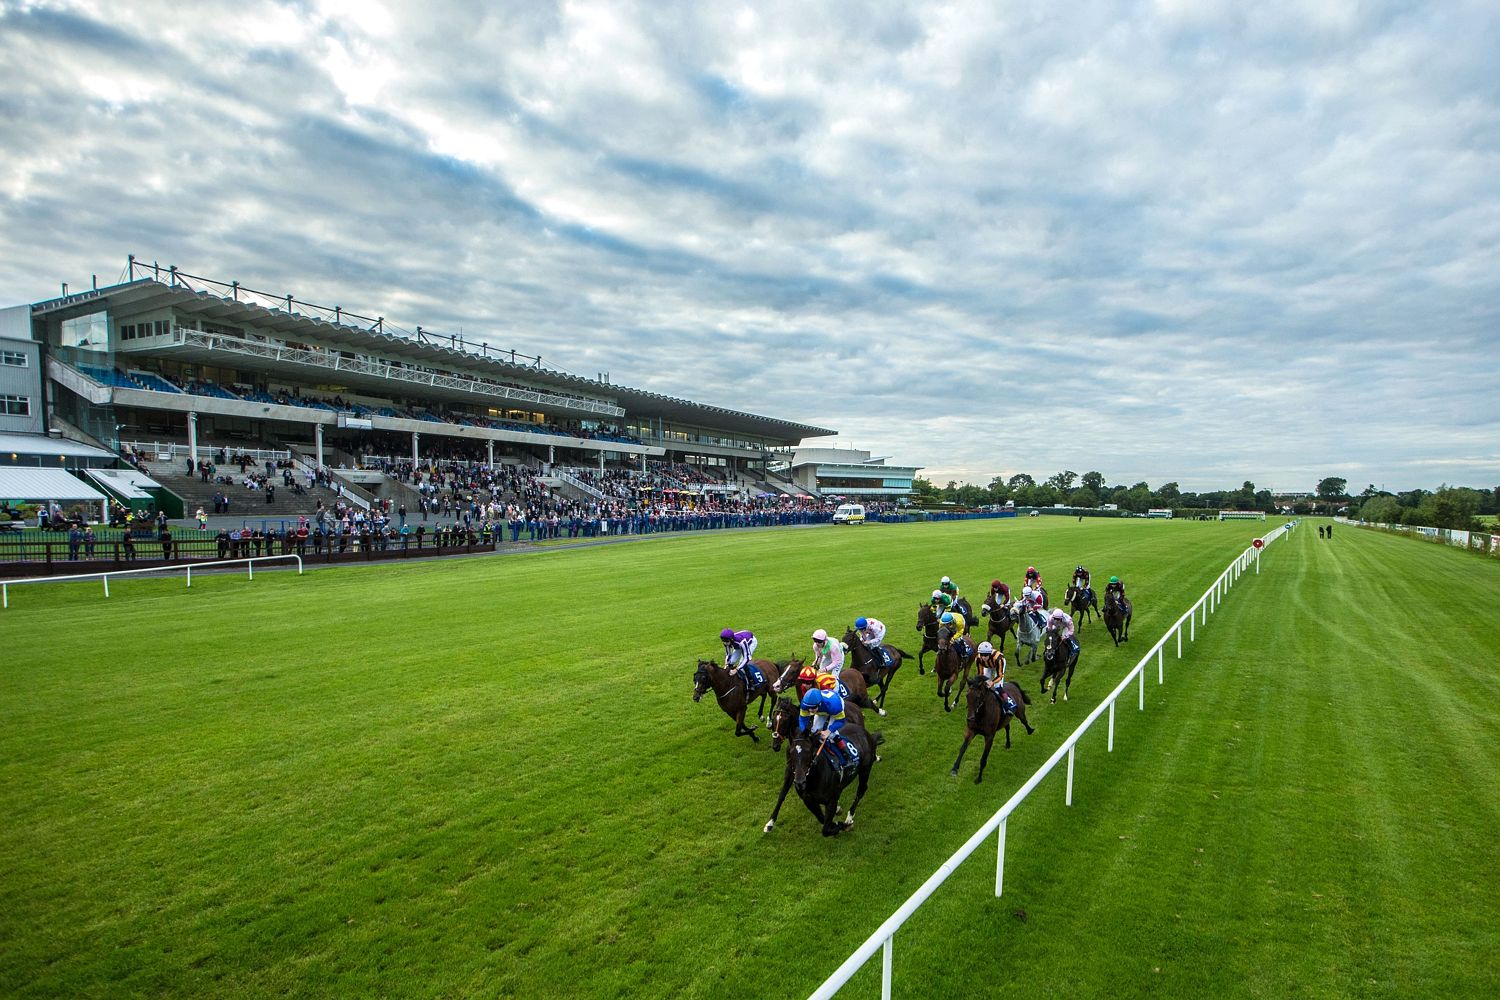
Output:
[798,673,852,766]
[196,507,207,530]
[1104,575,1127,607]
[811,628,845,677]
[939,576,960,602]
[1024,565,1043,591]
[928,588,945,610]
[795,662,820,700]
[974,640,1016,712]
[854,616,886,664]
[1021,585,1047,631]
[984,579,1010,610]
[720,627,759,692]
[1047,607,1080,660]
[1073,565,1092,597]
[938,610,971,662]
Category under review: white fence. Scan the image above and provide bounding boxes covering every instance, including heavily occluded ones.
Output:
[808,521,1297,1000]
[1,554,304,609]
[1341,517,1498,556]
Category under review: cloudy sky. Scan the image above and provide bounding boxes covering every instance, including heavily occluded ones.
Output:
[2,0,1497,491]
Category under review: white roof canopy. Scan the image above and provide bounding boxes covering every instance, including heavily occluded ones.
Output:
[0,468,108,502]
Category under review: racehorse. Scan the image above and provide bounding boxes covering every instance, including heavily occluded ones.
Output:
[982,600,1018,651]
[692,659,777,743]
[953,595,978,628]
[1065,583,1099,626]
[915,604,941,675]
[768,694,865,752]
[933,632,976,713]
[1013,601,1044,665]
[764,713,884,836]
[1039,630,1079,704]
[949,678,1034,783]
[841,628,910,712]
[1103,589,1133,646]
[769,656,880,716]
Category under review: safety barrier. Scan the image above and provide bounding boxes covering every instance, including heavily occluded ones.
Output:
[808,520,1297,1000]
[1,554,304,609]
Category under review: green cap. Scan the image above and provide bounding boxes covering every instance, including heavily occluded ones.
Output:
[1109,575,1119,583]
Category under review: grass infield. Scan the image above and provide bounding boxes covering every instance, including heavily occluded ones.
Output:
[2,518,1496,998]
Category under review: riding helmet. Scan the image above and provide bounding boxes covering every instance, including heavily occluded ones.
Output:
[991,579,1001,588]
[816,673,837,691]
[811,628,828,643]
[940,611,954,624]
[854,617,868,630]
[978,641,994,655]
[719,627,735,641]
[1110,575,1119,583]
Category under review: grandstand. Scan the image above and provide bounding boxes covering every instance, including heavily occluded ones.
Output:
[16,259,838,515]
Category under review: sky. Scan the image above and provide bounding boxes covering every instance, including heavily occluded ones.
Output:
[1,0,1497,492]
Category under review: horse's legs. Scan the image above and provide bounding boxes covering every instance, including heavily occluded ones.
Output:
[734,708,759,742]
[950,730,975,776]
[764,769,794,832]
[976,731,995,782]
[1014,704,1035,735]
[843,768,871,828]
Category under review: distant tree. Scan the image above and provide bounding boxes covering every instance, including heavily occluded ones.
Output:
[1068,486,1100,508]
[1081,471,1106,494]
[1007,473,1035,490]
[1358,495,1401,524]
[1253,489,1275,512]
[1046,470,1078,492]
[911,478,939,502]
[1120,484,1153,513]
[1316,477,1348,500]
[1155,481,1181,505]
[1292,500,1313,515]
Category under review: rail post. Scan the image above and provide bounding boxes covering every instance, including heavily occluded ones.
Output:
[1177,627,1182,658]
[102,575,109,598]
[1138,664,1144,709]
[1065,746,1075,806]
[1158,647,1164,684]
[882,938,893,1000]
[995,818,1007,897]
[1107,702,1115,751]
[186,566,192,588]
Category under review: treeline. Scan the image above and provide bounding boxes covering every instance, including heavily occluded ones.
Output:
[1354,485,1499,531]
[914,471,1324,513]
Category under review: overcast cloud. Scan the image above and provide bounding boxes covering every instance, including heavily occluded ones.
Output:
[1,0,1496,491]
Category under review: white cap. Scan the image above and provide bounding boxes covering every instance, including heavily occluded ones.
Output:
[1022,586,1034,597]
[941,576,951,584]
[978,641,994,654]
[811,628,828,642]
[931,589,943,600]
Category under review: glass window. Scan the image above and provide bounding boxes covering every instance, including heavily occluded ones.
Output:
[59,311,109,351]
[0,350,26,367]
[1,395,31,415]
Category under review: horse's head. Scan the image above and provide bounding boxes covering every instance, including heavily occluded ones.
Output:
[692,660,713,702]
[772,657,804,694]
[770,696,797,751]
[1043,630,1059,659]
[916,604,935,629]
[791,734,817,789]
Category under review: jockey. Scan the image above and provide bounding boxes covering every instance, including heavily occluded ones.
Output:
[984,579,1010,611]
[1021,585,1047,631]
[1104,575,1127,605]
[799,675,851,761]
[938,610,971,661]
[854,616,886,661]
[939,576,960,601]
[720,627,758,691]
[929,588,946,610]
[1073,565,1092,599]
[1024,565,1043,592]
[795,662,820,700]
[975,641,1016,711]
[811,628,845,677]
[1046,607,1080,659]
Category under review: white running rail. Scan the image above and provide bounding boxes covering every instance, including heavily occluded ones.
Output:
[807,520,1298,1000]
[2,554,305,609]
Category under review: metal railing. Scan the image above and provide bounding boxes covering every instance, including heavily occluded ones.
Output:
[2,554,303,608]
[552,469,607,501]
[157,329,624,417]
[808,521,1298,1000]
[124,440,291,464]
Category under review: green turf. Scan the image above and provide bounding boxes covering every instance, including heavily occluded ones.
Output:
[2,519,1496,999]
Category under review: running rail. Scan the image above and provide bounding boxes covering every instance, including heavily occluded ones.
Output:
[807,521,1297,1000]
[2,554,304,609]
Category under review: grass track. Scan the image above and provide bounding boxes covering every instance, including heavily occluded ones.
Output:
[2,519,1497,998]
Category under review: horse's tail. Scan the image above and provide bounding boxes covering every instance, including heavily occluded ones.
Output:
[872,731,887,747]
[1019,687,1031,705]
[888,646,913,660]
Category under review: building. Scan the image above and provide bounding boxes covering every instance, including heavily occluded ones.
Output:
[10,259,836,503]
[782,446,921,501]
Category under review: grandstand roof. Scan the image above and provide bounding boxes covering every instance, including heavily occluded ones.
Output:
[30,279,836,442]
[0,468,107,502]
[0,432,117,460]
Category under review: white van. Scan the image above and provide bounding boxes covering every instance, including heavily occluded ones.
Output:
[833,503,866,525]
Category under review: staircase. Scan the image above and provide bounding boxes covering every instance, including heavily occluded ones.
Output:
[146,464,349,521]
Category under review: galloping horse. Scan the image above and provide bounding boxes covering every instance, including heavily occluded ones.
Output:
[1103,589,1133,646]
[933,631,976,713]
[915,604,942,675]
[949,678,1034,783]
[764,714,883,836]
[769,657,880,717]
[769,694,865,753]
[1065,583,1099,626]
[1013,602,1044,665]
[841,628,910,712]
[692,659,777,743]
[1039,630,1079,704]
[982,599,1018,651]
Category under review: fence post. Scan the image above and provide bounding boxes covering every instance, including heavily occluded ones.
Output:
[1177,628,1182,658]
[995,818,1007,897]
[102,574,109,598]
[1191,613,1195,641]
[1108,702,1115,751]
[1158,647,1164,684]
[1065,746,1075,806]
[248,561,253,580]
[882,937,893,1000]
[1138,665,1144,709]
[186,566,192,588]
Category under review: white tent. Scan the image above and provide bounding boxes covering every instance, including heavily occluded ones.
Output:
[0,468,108,522]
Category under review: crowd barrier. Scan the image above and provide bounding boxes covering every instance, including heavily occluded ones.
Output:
[1341,517,1499,556]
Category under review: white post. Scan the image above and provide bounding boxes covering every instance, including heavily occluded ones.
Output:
[599,451,605,473]
[1065,746,1075,805]
[995,818,1008,897]
[186,566,192,588]
[1107,702,1115,751]
[2,583,7,609]
[1138,665,1144,709]
[1158,647,1164,684]
[1256,549,1261,574]
[1191,613,1196,641]
[486,439,494,467]
[187,411,199,467]
[1177,627,1182,658]
[248,561,253,580]
[882,938,893,1000]
[315,423,325,468]
[102,575,109,598]
[412,432,420,468]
